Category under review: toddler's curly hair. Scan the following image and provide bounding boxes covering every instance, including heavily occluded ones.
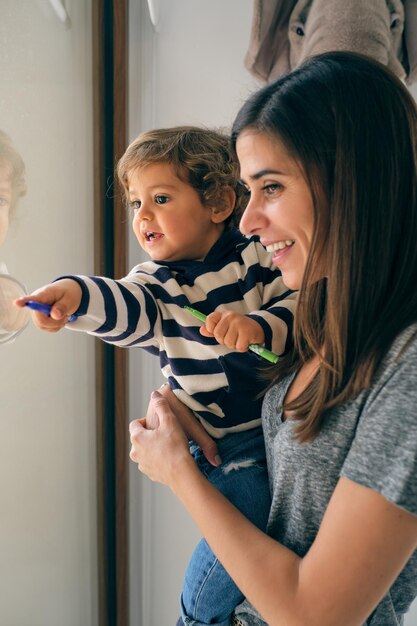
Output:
[117,126,247,227]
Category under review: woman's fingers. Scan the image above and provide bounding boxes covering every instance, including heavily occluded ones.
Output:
[129,417,147,462]
[129,393,193,485]
[158,384,221,466]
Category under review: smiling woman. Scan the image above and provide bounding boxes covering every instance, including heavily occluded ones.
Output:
[129,51,417,626]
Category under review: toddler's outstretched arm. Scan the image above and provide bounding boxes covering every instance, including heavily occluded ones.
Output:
[200,310,265,352]
[14,278,82,332]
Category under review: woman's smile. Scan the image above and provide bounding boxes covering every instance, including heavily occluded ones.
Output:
[266,239,296,267]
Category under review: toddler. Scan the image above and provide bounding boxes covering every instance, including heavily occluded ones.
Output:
[16,126,296,626]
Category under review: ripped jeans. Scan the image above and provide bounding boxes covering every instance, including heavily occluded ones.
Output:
[180,425,271,626]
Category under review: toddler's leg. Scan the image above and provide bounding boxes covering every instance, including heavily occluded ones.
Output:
[180,426,270,626]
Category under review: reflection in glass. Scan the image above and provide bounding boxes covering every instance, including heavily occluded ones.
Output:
[0,130,29,342]
[0,273,30,342]
[0,3,97,624]
[0,129,26,250]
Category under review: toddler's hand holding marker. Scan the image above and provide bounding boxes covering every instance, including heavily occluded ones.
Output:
[14,278,83,331]
[184,306,279,364]
[24,301,78,322]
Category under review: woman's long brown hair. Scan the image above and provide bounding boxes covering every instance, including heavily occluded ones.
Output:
[232,52,417,441]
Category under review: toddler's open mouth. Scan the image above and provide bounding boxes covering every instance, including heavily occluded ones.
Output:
[145,231,163,242]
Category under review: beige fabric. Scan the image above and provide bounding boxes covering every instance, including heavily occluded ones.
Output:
[244,0,296,82]
[245,0,417,85]
[404,0,417,83]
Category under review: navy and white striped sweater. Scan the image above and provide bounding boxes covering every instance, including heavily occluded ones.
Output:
[67,229,296,437]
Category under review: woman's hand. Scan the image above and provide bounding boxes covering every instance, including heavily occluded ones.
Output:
[145,383,221,467]
[129,391,197,486]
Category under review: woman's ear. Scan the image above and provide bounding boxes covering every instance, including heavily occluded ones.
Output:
[210,187,236,224]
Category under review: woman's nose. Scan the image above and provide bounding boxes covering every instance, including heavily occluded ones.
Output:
[239,197,264,236]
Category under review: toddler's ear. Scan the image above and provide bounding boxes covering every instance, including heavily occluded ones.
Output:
[210,187,236,224]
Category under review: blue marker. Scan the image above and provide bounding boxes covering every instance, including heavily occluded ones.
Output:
[25,301,78,323]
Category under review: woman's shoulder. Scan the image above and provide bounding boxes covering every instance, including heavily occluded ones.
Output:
[342,323,417,516]
[387,323,417,364]
[373,323,417,390]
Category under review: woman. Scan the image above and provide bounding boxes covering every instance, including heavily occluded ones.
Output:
[129,51,417,626]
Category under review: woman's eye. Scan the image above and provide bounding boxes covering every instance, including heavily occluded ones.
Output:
[263,183,282,195]
[0,197,10,209]
[155,195,169,205]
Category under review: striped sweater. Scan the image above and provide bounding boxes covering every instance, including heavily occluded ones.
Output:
[66,228,296,437]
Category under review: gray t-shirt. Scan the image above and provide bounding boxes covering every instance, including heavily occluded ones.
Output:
[234,324,417,626]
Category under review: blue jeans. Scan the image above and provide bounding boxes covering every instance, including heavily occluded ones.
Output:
[180,425,271,626]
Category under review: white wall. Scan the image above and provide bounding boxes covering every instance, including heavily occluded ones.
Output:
[0,2,97,624]
[127,2,417,625]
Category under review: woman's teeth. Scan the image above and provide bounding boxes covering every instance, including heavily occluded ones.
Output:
[266,240,294,252]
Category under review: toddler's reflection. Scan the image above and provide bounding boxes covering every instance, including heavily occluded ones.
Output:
[0,130,29,341]
[0,129,26,253]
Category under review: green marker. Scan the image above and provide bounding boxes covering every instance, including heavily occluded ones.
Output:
[184,305,280,364]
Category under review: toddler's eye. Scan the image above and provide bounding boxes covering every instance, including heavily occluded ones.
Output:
[155,195,169,204]
[129,200,141,211]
